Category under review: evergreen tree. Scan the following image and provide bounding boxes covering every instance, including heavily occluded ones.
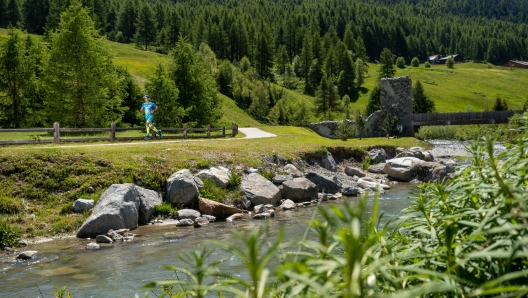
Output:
[0,28,30,127]
[412,80,435,113]
[342,94,351,119]
[336,118,354,141]
[145,63,185,127]
[165,7,180,49]
[355,109,366,140]
[378,48,396,78]
[249,83,270,121]
[44,0,123,127]
[315,75,339,120]
[493,97,509,111]
[255,31,273,79]
[355,58,366,88]
[446,56,455,68]
[355,36,369,63]
[306,58,323,96]
[365,84,381,115]
[275,45,289,75]
[0,0,7,27]
[343,26,356,53]
[337,49,356,98]
[283,64,297,90]
[217,60,233,97]
[116,0,137,43]
[300,35,313,79]
[23,0,49,34]
[117,66,142,126]
[6,0,22,27]
[169,38,221,126]
[45,0,71,33]
[135,2,157,50]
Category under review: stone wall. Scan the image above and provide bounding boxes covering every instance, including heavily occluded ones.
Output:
[308,120,356,139]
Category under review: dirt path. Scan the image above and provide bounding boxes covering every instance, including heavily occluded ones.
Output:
[38,127,276,149]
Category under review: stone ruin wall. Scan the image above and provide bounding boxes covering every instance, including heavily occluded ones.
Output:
[365,76,414,137]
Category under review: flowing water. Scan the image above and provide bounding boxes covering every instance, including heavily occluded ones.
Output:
[0,184,416,297]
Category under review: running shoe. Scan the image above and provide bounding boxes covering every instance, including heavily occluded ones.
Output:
[144,135,150,140]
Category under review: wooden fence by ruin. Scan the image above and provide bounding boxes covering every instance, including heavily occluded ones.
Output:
[412,110,524,127]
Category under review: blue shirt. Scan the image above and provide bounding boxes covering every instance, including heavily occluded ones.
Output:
[141,102,157,118]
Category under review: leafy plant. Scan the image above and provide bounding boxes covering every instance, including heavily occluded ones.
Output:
[361,155,377,170]
[260,169,275,182]
[0,195,24,214]
[154,202,177,217]
[54,286,73,298]
[200,179,226,202]
[228,171,242,188]
[335,119,354,141]
[0,220,20,249]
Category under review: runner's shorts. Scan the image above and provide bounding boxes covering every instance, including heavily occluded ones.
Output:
[146,114,154,124]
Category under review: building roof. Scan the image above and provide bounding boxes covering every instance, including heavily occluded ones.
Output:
[439,54,462,61]
[428,54,440,60]
[510,60,528,66]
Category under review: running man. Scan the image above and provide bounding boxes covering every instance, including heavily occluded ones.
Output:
[140,94,162,140]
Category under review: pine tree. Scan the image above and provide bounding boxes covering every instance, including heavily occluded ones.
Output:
[135,2,157,50]
[365,84,381,116]
[0,28,30,127]
[45,0,71,33]
[217,60,233,97]
[116,0,137,43]
[169,38,221,126]
[306,58,323,96]
[275,45,289,75]
[342,94,351,119]
[0,0,8,27]
[355,109,366,140]
[23,0,49,34]
[44,0,123,127]
[378,48,396,78]
[255,31,273,79]
[6,0,22,27]
[493,97,509,111]
[355,58,366,88]
[300,35,313,79]
[145,63,184,127]
[412,80,435,113]
[343,26,357,53]
[315,75,339,120]
[117,66,142,126]
[337,49,356,98]
[249,83,270,121]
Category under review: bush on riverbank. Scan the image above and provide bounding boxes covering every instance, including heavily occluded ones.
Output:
[147,127,528,297]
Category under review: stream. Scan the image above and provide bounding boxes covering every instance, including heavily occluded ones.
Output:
[1,184,417,297]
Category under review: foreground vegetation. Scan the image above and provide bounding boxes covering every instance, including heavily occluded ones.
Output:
[143,121,528,298]
[0,126,426,241]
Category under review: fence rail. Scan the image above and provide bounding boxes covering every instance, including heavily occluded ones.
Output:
[412,110,524,126]
[0,122,239,146]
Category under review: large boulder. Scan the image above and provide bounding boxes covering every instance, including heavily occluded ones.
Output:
[77,184,140,237]
[240,173,281,206]
[280,199,296,211]
[135,186,163,223]
[195,166,231,188]
[279,178,318,202]
[177,209,201,221]
[357,177,390,190]
[273,174,293,184]
[345,166,366,178]
[413,162,449,182]
[198,197,242,219]
[369,148,387,163]
[368,163,386,174]
[321,152,337,172]
[305,170,356,194]
[383,157,423,181]
[73,199,94,213]
[17,251,38,260]
[166,169,200,206]
[284,164,303,177]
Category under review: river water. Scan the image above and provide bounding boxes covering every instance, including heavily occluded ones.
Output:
[0,184,416,297]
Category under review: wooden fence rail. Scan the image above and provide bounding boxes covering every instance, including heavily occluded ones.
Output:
[0,122,239,146]
[412,110,524,126]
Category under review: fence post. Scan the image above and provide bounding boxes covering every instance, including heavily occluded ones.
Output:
[183,123,187,139]
[53,122,60,143]
[110,123,116,141]
[222,125,225,137]
[207,124,211,138]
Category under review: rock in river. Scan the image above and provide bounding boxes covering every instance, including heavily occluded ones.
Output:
[177,209,201,221]
[240,173,281,206]
[17,251,38,260]
[166,169,201,206]
[198,197,242,219]
[383,157,423,181]
[280,178,318,202]
[195,166,231,188]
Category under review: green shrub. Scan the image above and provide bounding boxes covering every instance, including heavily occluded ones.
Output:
[200,179,226,202]
[228,171,242,188]
[411,57,420,67]
[396,56,406,68]
[446,56,455,68]
[0,196,24,214]
[361,155,376,170]
[60,201,74,215]
[260,169,275,181]
[0,220,21,249]
[154,202,177,217]
[424,61,431,68]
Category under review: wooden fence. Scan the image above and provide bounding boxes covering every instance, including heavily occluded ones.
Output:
[0,122,239,146]
[412,110,524,126]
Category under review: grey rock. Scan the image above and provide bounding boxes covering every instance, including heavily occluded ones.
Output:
[318,193,328,201]
[86,243,100,249]
[247,167,259,174]
[384,157,423,181]
[135,186,163,223]
[17,251,38,260]
[77,184,140,237]
[368,163,386,174]
[73,199,94,213]
[202,215,216,222]
[395,152,415,159]
[321,152,337,172]
[342,186,359,196]
[14,238,28,247]
[241,197,252,209]
[194,177,204,191]
[96,235,113,243]
[226,213,245,222]
[423,151,434,162]
[369,149,387,163]
[280,178,318,202]
[273,174,293,184]
[280,199,296,211]
[284,164,303,177]
[240,173,281,206]
[308,120,356,139]
[413,162,449,182]
[198,197,242,219]
[305,171,340,194]
[328,193,342,200]
[194,217,210,227]
[107,231,123,242]
[195,166,231,188]
[344,166,366,178]
[177,209,201,221]
[87,186,95,193]
[357,178,390,190]
[253,211,274,219]
[176,219,194,226]
[254,204,275,214]
[166,169,200,206]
